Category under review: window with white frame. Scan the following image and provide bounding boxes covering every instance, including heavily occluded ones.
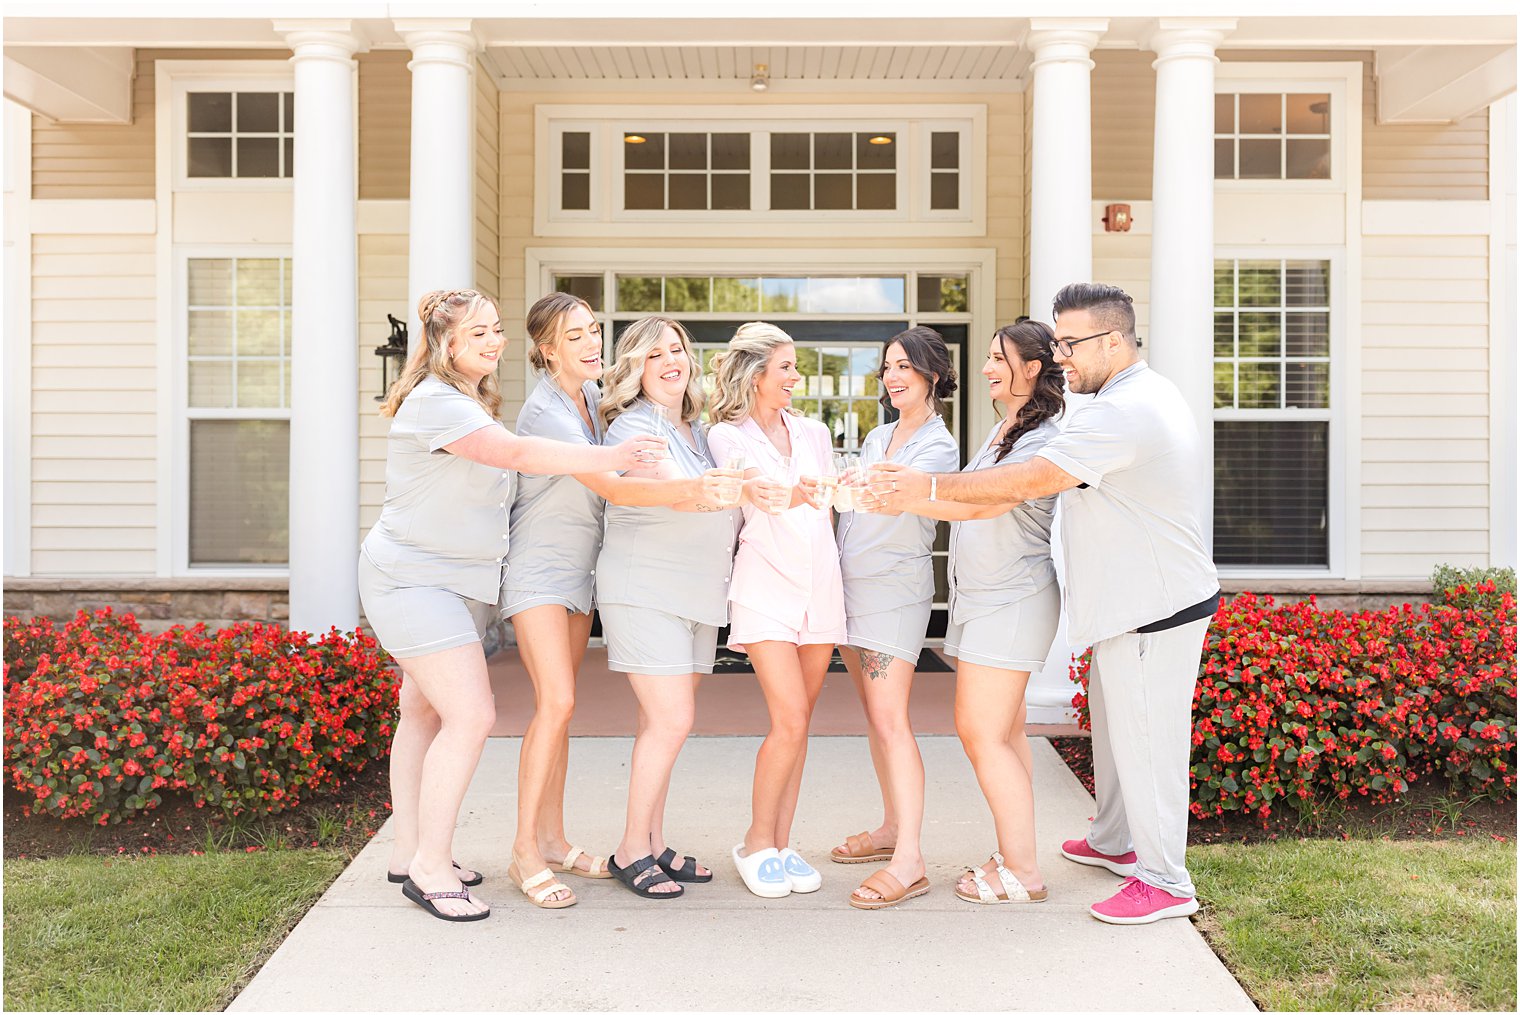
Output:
[185,256,292,566]
[1212,258,1331,568]
[539,105,982,236]
[1214,91,1330,181]
[186,91,294,178]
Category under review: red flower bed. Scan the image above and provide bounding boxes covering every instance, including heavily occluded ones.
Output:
[1070,586,1517,822]
[3,608,399,824]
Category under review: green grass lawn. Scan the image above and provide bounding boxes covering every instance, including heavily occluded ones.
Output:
[1192,838,1517,1012]
[3,850,345,1012]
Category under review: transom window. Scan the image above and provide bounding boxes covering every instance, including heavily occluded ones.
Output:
[539,105,983,237]
[184,256,292,566]
[1212,258,1332,569]
[1214,92,1330,181]
[187,91,294,179]
[623,132,751,210]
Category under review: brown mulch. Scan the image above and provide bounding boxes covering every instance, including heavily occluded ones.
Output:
[2,763,393,860]
[1048,735,1516,847]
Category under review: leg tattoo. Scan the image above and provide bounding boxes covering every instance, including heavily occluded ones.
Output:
[862,650,893,681]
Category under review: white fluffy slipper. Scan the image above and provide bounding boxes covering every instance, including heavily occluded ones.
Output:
[732,844,791,899]
[778,847,822,893]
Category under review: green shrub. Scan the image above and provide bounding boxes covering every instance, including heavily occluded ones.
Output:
[1432,564,1517,610]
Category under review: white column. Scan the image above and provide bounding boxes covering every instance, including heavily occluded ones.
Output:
[1145,19,1235,529]
[1025,19,1105,321]
[277,22,366,634]
[1024,20,1105,724]
[398,21,478,346]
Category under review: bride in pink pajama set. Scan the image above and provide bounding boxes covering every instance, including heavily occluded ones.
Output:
[706,322,846,900]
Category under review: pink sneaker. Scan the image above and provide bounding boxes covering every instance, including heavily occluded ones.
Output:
[1060,838,1138,876]
[1090,876,1200,925]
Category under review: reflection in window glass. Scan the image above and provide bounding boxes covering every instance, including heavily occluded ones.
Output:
[187,257,291,409]
[1213,258,1330,411]
[186,91,294,179]
[553,275,604,311]
[621,131,750,211]
[1215,92,1331,181]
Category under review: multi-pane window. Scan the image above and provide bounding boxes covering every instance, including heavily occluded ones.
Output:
[1214,93,1330,180]
[609,274,908,315]
[1213,258,1331,568]
[561,131,591,210]
[623,132,750,210]
[186,257,292,565]
[541,111,979,232]
[770,132,896,211]
[929,131,961,210]
[187,91,294,178]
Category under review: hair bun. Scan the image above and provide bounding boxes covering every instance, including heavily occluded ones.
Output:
[936,374,959,399]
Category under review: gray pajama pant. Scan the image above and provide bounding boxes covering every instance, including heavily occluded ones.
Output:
[1084,616,1211,898]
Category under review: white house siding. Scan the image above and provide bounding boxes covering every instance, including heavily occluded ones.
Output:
[475,59,501,304]
[495,87,1027,419]
[357,233,408,539]
[1360,231,1492,576]
[29,232,157,574]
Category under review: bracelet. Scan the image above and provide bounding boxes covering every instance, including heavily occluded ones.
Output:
[929,475,938,502]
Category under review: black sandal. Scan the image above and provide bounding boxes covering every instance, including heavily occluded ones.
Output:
[400,878,490,922]
[656,847,713,883]
[388,861,483,887]
[607,854,685,899]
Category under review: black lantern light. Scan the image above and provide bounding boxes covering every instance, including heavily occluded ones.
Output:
[374,313,408,401]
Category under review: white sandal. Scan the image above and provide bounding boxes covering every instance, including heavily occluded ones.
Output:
[558,845,611,879]
[732,844,791,899]
[507,859,577,909]
[955,851,1049,905]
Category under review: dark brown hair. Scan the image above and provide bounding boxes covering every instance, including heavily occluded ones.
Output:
[878,326,958,417]
[992,320,1065,462]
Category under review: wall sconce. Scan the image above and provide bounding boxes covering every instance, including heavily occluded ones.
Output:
[374,313,408,401]
[750,63,769,92]
[1102,203,1133,233]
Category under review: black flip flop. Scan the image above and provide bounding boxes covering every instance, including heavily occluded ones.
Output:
[400,878,490,922]
[607,854,685,899]
[656,847,713,883]
[388,861,484,887]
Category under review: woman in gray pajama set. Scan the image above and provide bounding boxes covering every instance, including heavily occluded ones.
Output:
[357,289,661,922]
[830,327,960,910]
[595,316,743,899]
[503,294,731,909]
[884,319,1067,906]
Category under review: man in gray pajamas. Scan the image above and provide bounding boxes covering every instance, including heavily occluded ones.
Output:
[877,282,1219,925]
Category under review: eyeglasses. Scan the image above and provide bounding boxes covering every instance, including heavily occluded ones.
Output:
[1049,331,1113,358]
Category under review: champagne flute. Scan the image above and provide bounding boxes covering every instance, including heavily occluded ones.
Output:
[649,402,676,460]
[807,454,839,511]
[718,450,746,508]
[768,455,794,513]
[857,443,884,513]
[833,452,859,512]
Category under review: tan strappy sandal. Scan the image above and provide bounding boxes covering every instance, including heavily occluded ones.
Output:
[555,845,612,880]
[830,830,895,864]
[507,858,577,909]
[955,851,1049,905]
[848,869,931,910]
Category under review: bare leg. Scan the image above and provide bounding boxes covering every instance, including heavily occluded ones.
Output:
[742,641,815,855]
[836,647,898,854]
[613,672,697,895]
[401,642,498,918]
[953,662,1043,894]
[849,651,925,902]
[538,610,600,874]
[647,675,710,879]
[387,673,441,875]
[508,605,577,903]
[772,643,832,849]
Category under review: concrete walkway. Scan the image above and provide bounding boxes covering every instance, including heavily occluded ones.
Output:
[230,737,1255,1012]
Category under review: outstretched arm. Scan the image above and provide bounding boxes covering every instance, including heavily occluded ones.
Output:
[445,425,663,475]
[873,456,1080,510]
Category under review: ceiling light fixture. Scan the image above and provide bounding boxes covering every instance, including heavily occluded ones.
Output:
[624,134,647,144]
[868,135,894,145]
[750,63,769,93]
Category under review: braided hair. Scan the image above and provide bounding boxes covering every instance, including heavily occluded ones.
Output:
[991,319,1066,462]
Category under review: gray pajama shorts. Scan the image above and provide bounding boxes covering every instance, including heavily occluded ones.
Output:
[842,598,933,666]
[600,603,720,676]
[942,580,1061,672]
[358,553,496,659]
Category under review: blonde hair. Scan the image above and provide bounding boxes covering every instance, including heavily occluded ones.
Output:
[379,289,503,419]
[525,291,595,375]
[599,317,706,429]
[707,321,798,424]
